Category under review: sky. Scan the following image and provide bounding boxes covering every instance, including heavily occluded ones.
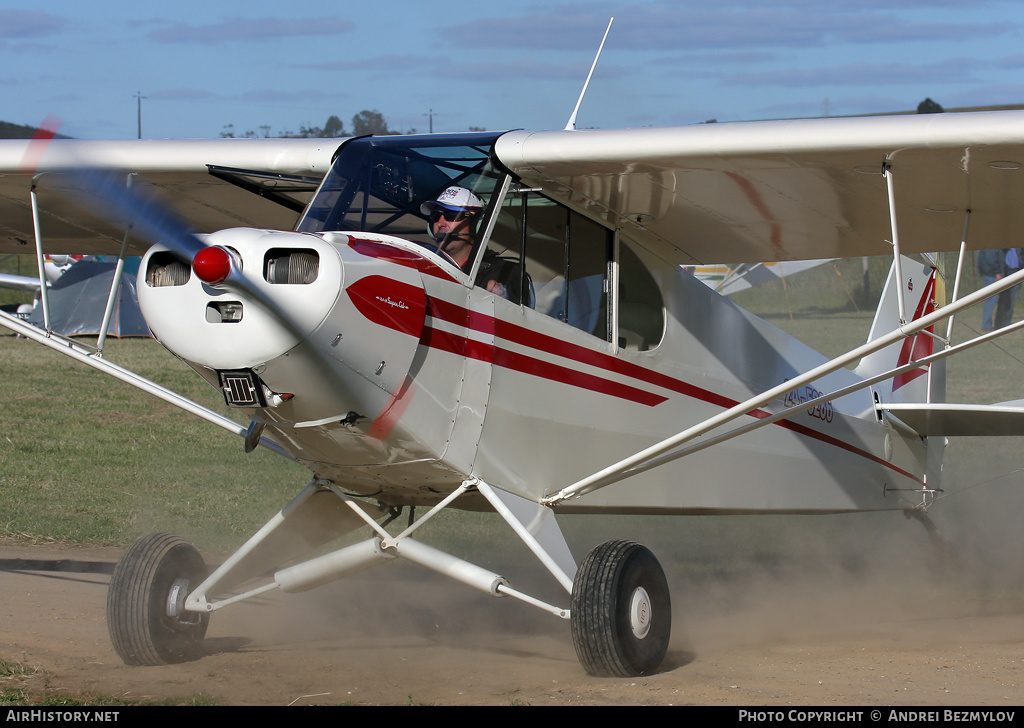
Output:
[2,0,1024,140]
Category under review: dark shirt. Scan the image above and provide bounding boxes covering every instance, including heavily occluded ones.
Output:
[472,251,531,306]
[977,249,1021,277]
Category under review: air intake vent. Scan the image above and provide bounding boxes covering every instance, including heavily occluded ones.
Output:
[265,249,319,284]
[146,253,190,287]
[218,370,267,407]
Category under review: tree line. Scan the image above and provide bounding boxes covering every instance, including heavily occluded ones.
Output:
[220,110,487,138]
[221,110,400,138]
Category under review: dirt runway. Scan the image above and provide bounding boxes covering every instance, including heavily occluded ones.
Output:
[1,538,1023,706]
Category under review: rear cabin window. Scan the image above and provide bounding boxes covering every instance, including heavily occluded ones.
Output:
[617,238,664,351]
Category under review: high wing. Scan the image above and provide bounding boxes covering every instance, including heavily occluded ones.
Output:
[10,111,1024,264]
[0,138,341,256]
[494,110,1024,266]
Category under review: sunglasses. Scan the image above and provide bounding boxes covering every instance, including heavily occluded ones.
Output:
[430,208,473,223]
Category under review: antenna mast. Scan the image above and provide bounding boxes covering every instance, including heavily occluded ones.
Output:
[134,91,147,139]
[564,17,614,131]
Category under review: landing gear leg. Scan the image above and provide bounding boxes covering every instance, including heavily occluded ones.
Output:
[107,532,209,666]
[570,540,671,677]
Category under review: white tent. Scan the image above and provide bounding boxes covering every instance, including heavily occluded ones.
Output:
[27,257,151,337]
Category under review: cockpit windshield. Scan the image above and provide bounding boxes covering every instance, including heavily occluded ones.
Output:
[297,132,506,239]
[298,131,664,351]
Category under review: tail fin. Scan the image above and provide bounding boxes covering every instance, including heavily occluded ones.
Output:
[854,256,943,406]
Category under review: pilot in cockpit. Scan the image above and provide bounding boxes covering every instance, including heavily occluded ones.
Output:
[421,185,483,271]
[421,185,529,303]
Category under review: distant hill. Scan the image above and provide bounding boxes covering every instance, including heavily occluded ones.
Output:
[0,121,71,139]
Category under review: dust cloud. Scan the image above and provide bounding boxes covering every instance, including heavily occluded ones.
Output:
[227,463,1024,674]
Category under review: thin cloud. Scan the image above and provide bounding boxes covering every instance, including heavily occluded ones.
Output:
[147,17,354,43]
[306,55,439,72]
[145,87,340,107]
[236,89,331,104]
[724,59,983,88]
[304,54,623,83]
[444,4,1014,51]
[149,88,219,101]
[0,9,65,39]
[440,59,624,82]
[996,54,1024,70]
[441,13,621,51]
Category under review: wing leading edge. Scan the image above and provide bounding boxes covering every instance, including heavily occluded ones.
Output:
[494,110,1024,266]
[0,138,342,256]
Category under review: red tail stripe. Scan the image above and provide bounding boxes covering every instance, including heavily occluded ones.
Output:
[893,270,937,392]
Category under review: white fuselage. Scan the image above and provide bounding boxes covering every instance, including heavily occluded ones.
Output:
[137,227,926,515]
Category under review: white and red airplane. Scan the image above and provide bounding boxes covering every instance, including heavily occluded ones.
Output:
[3,111,1024,677]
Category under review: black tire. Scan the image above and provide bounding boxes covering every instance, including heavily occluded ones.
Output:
[571,540,671,677]
[107,532,209,666]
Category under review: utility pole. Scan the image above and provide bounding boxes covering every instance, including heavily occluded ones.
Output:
[424,109,434,133]
[134,91,147,139]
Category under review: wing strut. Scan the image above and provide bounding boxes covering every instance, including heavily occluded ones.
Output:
[0,307,293,460]
[571,314,1024,492]
[543,265,1024,506]
[943,212,971,344]
[884,165,909,324]
[29,181,52,331]
[26,173,137,352]
[96,227,131,356]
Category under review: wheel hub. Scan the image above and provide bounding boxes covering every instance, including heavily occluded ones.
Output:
[166,577,202,627]
[629,586,652,639]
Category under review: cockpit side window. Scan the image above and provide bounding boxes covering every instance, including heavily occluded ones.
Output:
[486,187,612,341]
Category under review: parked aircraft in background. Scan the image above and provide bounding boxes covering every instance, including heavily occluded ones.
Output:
[0,254,80,314]
[687,259,836,296]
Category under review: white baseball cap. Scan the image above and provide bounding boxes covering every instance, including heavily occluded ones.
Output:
[421,185,484,215]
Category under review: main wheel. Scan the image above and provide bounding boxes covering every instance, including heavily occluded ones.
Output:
[107,532,209,666]
[571,540,671,677]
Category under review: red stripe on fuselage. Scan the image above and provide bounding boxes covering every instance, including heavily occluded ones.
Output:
[422,296,922,484]
[420,325,668,407]
[428,296,739,409]
[349,239,460,282]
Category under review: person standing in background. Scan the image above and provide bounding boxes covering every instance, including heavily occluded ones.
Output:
[978,248,1023,330]
[995,247,1023,329]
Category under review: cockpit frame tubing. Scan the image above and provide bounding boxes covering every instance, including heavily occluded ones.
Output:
[467,173,512,284]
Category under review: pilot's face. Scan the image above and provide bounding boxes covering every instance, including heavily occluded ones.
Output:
[430,208,473,239]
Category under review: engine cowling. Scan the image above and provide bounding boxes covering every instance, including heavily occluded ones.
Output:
[138,228,430,429]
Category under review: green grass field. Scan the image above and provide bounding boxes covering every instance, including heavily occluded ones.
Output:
[0,334,308,548]
[2,252,1024,598]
